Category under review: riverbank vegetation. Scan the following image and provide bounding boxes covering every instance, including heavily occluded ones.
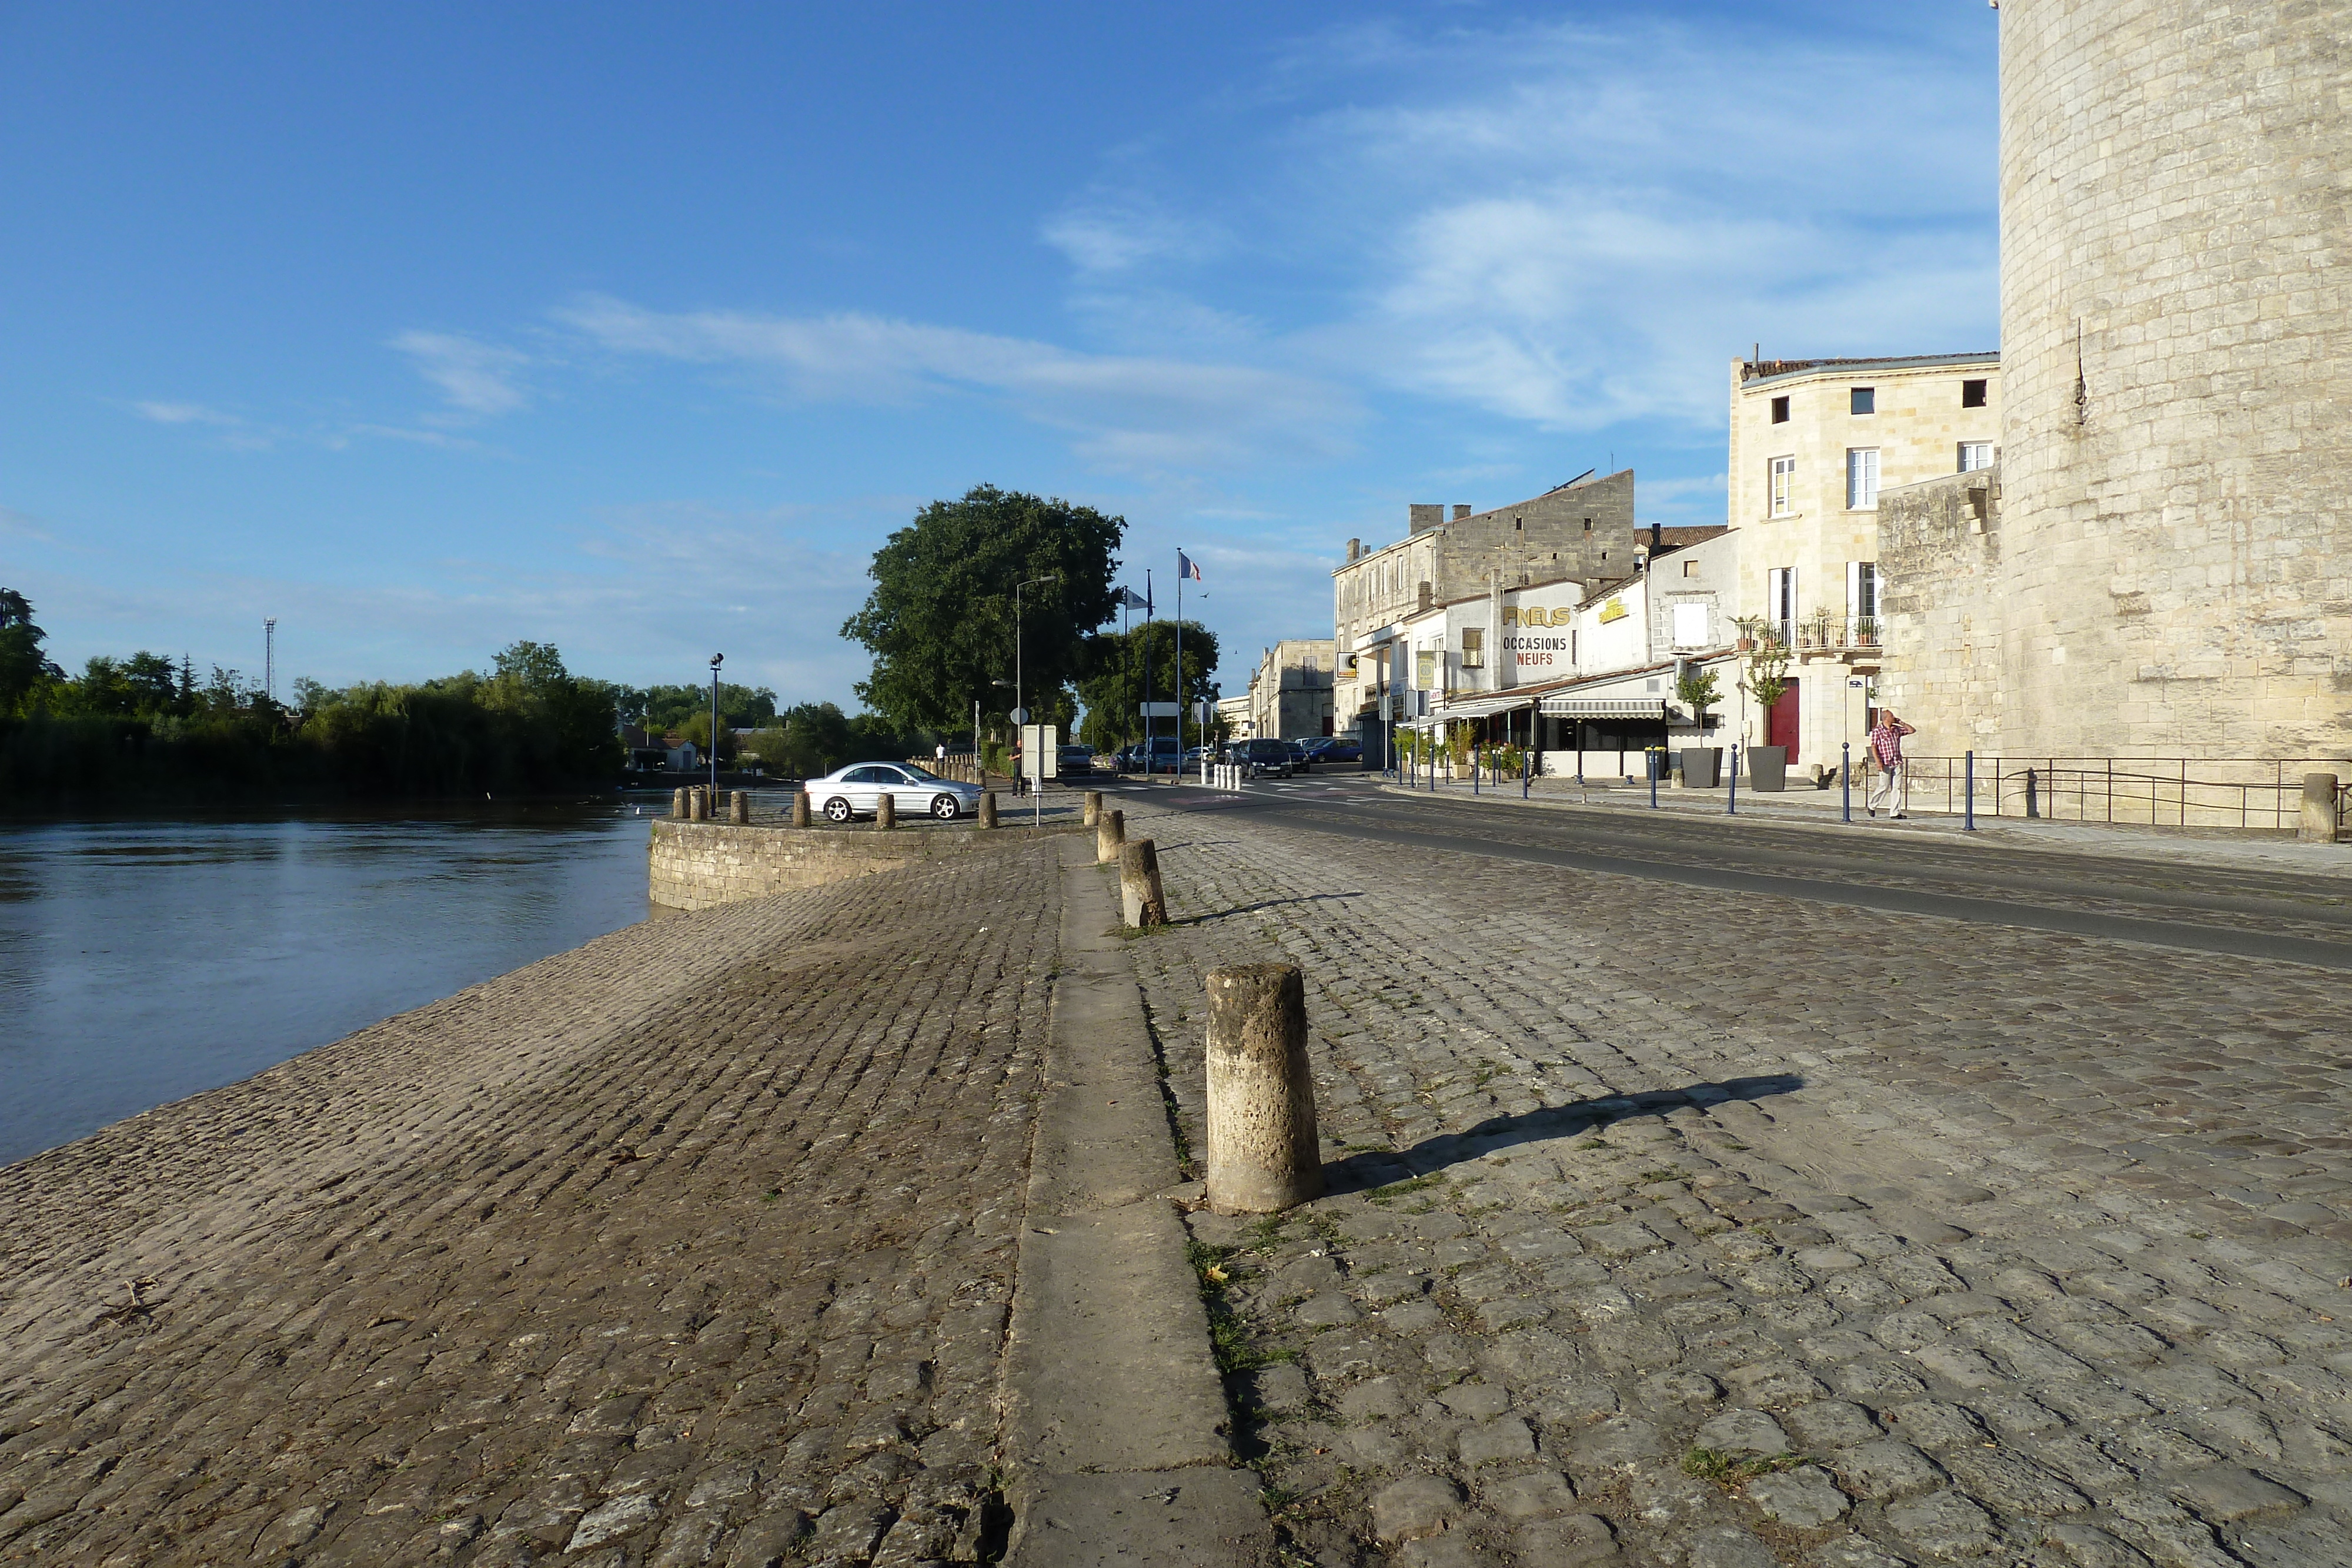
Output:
[2,594,624,803]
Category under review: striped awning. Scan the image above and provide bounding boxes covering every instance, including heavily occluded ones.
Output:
[1431,691,1538,721]
[1539,697,1670,718]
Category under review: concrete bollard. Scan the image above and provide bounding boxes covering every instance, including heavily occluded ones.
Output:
[1117,838,1167,928]
[2301,773,2340,843]
[791,790,811,828]
[979,790,998,828]
[729,790,750,825]
[1204,963,1324,1214]
[1083,790,1102,827]
[689,787,709,822]
[672,787,689,820]
[1097,808,1125,864]
[876,794,897,830]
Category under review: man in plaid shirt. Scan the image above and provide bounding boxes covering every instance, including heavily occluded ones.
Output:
[1866,708,1916,818]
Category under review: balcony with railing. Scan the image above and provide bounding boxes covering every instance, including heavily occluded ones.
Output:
[1791,613,1879,653]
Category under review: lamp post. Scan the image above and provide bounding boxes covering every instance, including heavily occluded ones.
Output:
[708,653,723,800]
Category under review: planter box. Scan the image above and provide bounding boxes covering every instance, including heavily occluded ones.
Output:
[1748,745,1788,792]
[1681,747,1722,788]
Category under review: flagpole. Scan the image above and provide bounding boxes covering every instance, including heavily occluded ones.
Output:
[1174,551,1183,784]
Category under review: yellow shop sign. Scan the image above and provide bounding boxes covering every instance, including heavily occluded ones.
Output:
[1503,604,1569,627]
[1597,598,1628,624]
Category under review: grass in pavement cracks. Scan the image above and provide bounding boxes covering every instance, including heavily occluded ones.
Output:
[1187,1239,1299,1376]
[1681,1446,1811,1487]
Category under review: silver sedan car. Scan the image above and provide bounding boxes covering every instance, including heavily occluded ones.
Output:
[806,761,983,822]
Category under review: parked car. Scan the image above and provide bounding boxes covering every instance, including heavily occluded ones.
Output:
[1315,739,1364,764]
[1119,737,1184,773]
[1183,745,1217,771]
[805,761,983,822]
[1057,743,1094,777]
[1234,737,1295,778]
[1287,738,1320,770]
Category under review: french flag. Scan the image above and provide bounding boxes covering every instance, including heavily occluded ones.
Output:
[1178,550,1202,582]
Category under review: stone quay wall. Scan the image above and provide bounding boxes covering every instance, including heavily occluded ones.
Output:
[649,818,1071,910]
[1989,0,2352,758]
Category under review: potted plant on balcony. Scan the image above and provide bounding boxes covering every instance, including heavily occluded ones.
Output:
[1745,634,1791,791]
[1675,664,1723,787]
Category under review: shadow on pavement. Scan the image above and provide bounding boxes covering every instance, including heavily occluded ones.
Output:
[1168,892,1366,927]
[1321,1074,1805,1195]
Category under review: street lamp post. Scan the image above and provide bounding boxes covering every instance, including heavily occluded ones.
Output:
[709,653,723,801]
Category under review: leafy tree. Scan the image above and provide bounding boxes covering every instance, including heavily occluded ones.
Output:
[0,589,62,714]
[1074,621,1218,750]
[843,485,1123,733]
[1674,665,1720,730]
[626,681,777,734]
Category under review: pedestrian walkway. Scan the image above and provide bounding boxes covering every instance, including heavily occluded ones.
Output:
[1372,773,2352,881]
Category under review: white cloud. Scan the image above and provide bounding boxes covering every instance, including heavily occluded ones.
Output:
[134,400,243,427]
[554,294,1361,473]
[390,330,532,420]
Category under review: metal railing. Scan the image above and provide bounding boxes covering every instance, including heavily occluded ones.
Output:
[1895,755,2352,831]
[1793,613,1879,651]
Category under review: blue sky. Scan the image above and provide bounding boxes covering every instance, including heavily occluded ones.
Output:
[0,3,1999,706]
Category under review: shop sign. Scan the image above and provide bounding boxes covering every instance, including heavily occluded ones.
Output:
[1598,598,1629,624]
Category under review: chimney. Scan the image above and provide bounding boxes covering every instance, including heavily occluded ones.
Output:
[1651,521,1663,551]
[1417,581,1434,613]
[1409,503,1444,533]
[1347,537,1361,563]
[1452,504,1471,520]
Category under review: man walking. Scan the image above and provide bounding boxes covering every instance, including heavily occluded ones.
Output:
[1866,708,1916,818]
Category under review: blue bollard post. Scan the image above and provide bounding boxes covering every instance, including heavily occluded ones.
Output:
[1472,746,1480,796]
[1965,750,1976,831]
[1649,749,1659,809]
[1842,742,1852,823]
[1729,744,1740,815]
[1522,749,1531,800]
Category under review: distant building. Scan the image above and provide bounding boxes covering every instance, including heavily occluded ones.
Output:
[1248,639,1337,740]
[1333,472,1639,738]
[1214,694,1253,741]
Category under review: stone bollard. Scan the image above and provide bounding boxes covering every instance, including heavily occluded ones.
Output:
[1117,838,1167,929]
[671,787,689,820]
[979,791,998,828]
[876,794,897,830]
[1097,808,1124,864]
[689,787,709,822]
[2301,773,2340,843]
[1204,963,1324,1214]
[1083,790,1102,827]
[729,791,749,825]
[791,790,811,828]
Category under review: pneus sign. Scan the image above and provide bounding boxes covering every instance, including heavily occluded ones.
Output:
[1501,601,1575,671]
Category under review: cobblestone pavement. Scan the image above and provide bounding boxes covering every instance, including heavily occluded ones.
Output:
[1115,794,2352,1567]
[0,840,1063,1567]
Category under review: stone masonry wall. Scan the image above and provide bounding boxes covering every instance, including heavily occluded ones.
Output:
[649,820,1067,911]
[1879,467,2005,750]
[1996,0,2352,758]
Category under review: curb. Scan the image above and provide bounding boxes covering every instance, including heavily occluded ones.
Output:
[996,837,1274,1568]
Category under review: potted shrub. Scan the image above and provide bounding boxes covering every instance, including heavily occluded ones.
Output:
[1675,666,1723,787]
[1745,635,1791,791]
[1446,723,1473,780]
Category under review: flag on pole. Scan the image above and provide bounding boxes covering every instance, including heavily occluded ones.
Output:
[1117,587,1150,610]
[1178,551,1202,583]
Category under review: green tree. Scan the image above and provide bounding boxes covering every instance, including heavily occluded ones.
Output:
[0,589,62,714]
[1674,665,1720,730]
[843,485,1123,733]
[626,681,777,734]
[1074,621,1218,750]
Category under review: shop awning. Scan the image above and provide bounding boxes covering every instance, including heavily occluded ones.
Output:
[1431,691,1538,721]
[1539,697,1670,718]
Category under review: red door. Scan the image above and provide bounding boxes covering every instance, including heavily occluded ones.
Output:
[1766,680,1799,760]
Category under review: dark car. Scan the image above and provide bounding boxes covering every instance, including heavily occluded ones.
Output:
[1319,740,1364,764]
[1119,737,1184,774]
[1235,737,1295,778]
[1057,743,1094,777]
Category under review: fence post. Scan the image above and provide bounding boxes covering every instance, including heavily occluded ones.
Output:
[1095,807,1123,863]
[1522,748,1531,800]
[1203,963,1322,1214]
[1649,748,1659,810]
[1117,839,1167,928]
[2025,767,2039,819]
[1963,753,1975,832]
[1842,743,1851,823]
[2300,773,2341,843]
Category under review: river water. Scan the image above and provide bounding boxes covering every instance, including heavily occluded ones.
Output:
[0,801,663,1168]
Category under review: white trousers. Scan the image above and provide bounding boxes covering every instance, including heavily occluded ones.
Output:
[1868,760,1908,815]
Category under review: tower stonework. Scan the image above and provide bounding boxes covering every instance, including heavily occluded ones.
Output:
[1885,1,2351,760]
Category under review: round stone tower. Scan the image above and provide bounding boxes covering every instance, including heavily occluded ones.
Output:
[1994,0,2351,759]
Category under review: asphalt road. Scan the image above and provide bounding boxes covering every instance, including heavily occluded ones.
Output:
[1095,773,2352,970]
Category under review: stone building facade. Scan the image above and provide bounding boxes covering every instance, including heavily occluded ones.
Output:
[1726,353,2000,766]
[1332,471,1637,730]
[1247,638,1338,740]
[1880,0,2352,761]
